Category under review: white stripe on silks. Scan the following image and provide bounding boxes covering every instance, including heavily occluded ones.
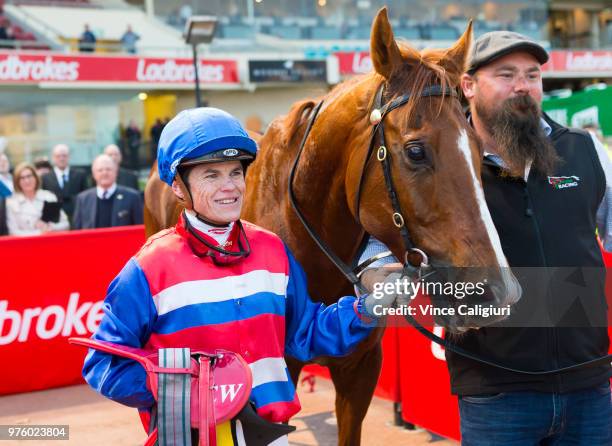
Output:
[249,357,289,388]
[153,270,288,316]
[457,129,509,268]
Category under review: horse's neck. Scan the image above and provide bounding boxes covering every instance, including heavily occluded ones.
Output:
[288,82,376,273]
[243,79,378,298]
[293,77,376,217]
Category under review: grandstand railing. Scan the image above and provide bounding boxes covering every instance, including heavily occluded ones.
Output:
[3,2,65,50]
[0,37,49,49]
[6,0,99,8]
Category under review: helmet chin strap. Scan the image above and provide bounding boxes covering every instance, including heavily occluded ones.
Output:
[176,171,251,261]
[174,173,230,228]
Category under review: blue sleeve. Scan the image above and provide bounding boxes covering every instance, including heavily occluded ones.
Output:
[82,258,157,408]
[283,246,374,362]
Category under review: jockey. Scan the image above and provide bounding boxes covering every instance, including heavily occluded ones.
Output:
[82,107,396,445]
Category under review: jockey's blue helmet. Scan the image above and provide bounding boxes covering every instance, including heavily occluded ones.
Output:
[157,107,258,185]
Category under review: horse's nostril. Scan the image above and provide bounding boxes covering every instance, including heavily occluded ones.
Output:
[480,285,497,301]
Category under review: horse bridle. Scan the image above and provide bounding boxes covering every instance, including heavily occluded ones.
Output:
[352,84,453,271]
[288,82,612,376]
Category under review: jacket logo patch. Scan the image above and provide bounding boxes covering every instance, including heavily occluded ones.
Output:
[208,228,227,235]
[548,175,580,190]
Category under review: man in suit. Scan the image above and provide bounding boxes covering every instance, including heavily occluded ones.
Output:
[42,144,89,220]
[73,154,143,230]
[103,144,139,191]
[0,196,7,236]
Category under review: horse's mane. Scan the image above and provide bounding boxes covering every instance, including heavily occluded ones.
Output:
[382,43,460,124]
[281,99,316,145]
[281,44,459,143]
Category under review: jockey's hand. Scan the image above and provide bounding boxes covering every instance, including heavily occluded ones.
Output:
[357,268,414,319]
[359,263,403,294]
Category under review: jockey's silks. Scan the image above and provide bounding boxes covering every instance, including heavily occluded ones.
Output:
[82,215,373,423]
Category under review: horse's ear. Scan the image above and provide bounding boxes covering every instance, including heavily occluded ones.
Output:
[370,7,403,79]
[439,21,473,83]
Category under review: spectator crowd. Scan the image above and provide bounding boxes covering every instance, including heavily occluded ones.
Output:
[0,142,144,237]
[0,112,254,238]
[78,23,140,53]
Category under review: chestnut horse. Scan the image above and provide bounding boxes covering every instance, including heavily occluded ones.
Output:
[145,8,521,445]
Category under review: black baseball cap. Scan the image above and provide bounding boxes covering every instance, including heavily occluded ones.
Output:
[467,31,549,74]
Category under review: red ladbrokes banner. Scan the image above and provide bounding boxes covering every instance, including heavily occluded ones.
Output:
[336,50,612,77]
[0,51,239,85]
[0,226,145,395]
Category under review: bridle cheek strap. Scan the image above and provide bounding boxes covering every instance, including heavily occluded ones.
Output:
[354,83,456,268]
[174,174,194,211]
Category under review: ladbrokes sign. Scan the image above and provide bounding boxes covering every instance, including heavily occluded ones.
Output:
[0,55,79,81]
[335,50,612,77]
[0,294,103,345]
[0,51,239,85]
[0,225,145,395]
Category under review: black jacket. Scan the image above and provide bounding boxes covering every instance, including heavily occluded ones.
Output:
[42,168,89,219]
[0,196,7,236]
[447,116,610,395]
[117,167,139,191]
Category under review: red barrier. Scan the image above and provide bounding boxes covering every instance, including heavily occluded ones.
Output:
[398,326,459,439]
[0,226,145,395]
[302,326,403,402]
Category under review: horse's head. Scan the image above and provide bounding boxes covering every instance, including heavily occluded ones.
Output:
[347,8,521,332]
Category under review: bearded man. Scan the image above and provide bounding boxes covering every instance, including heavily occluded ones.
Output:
[358,32,612,444]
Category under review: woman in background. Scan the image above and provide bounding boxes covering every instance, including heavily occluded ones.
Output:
[6,162,69,236]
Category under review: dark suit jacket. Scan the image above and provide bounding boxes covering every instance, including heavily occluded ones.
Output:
[117,167,139,191]
[0,197,7,236]
[72,185,143,230]
[42,168,89,218]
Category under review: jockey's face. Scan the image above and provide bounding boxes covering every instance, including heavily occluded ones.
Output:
[182,160,245,225]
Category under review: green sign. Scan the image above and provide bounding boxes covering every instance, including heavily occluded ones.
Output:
[542,86,612,136]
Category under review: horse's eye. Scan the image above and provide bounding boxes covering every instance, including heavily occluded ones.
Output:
[406,144,426,162]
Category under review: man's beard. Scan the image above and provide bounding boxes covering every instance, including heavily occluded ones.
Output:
[475,95,560,178]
